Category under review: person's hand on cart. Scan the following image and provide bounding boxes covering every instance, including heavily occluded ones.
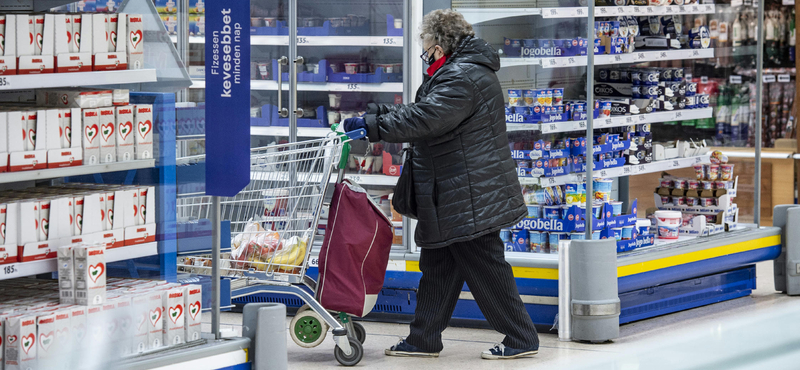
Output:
[343,116,367,137]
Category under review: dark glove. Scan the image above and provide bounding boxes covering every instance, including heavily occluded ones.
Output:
[343,116,367,133]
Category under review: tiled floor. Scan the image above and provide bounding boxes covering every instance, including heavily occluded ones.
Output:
[202,260,800,369]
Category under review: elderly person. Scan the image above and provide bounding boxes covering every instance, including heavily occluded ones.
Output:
[343,9,539,360]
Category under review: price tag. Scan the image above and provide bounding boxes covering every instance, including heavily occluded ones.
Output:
[382,37,398,45]
[603,118,613,127]
[346,83,360,90]
[599,7,609,15]
[632,6,641,13]
[665,6,674,13]
[700,76,709,83]
[625,116,634,124]
[546,123,558,133]
[778,74,791,82]
[0,77,10,87]
[763,74,776,83]
[695,156,703,164]
[646,6,655,13]
[614,54,623,62]
[297,36,309,44]
[674,111,683,119]
[547,58,559,67]
[691,49,701,57]
[705,4,714,11]
[616,6,625,14]
[660,51,668,59]
[307,257,319,267]
[637,164,647,173]
[623,166,633,175]
[544,177,558,185]
[574,7,585,16]
[348,175,362,183]
[578,121,587,129]
[545,8,559,17]
[729,75,742,84]
[638,114,647,122]
[566,57,577,66]
[635,52,647,61]
[679,5,687,12]
[692,5,700,12]
[3,264,17,276]
[599,169,609,177]
[671,160,681,168]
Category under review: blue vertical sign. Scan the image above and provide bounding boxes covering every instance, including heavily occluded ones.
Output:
[205,1,250,196]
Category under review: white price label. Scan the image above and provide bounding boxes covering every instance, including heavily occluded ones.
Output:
[705,4,714,11]
[660,51,668,59]
[679,5,687,12]
[671,160,681,168]
[674,111,683,119]
[578,121,587,129]
[763,75,776,83]
[546,8,559,17]
[695,156,703,164]
[625,116,634,124]
[347,83,360,90]
[599,169,609,177]
[692,5,700,12]
[383,37,398,45]
[307,257,319,267]
[0,77,10,87]
[691,49,701,57]
[632,6,641,13]
[544,177,558,185]
[646,6,655,13]
[547,58,559,67]
[566,57,577,65]
[778,74,791,82]
[3,264,18,276]
[700,76,709,83]
[666,6,674,13]
[546,123,558,132]
[599,7,609,15]
[623,166,633,175]
[638,114,647,122]
[614,55,623,62]
[616,6,625,14]
[297,36,309,44]
[574,8,585,16]
[729,75,742,84]
[636,52,647,61]
[603,118,613,127]
[637,164,647,173]
[348,175,362,183]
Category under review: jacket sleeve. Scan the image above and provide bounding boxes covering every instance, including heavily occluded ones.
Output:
[366,102,403,116]
[364,68,475,143]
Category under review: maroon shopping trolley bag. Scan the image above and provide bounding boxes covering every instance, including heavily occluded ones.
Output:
[316,179,393,317]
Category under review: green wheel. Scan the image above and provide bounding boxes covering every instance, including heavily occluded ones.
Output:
[290,310,328,348]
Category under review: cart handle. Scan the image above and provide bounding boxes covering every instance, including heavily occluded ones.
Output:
[330,125,367,169]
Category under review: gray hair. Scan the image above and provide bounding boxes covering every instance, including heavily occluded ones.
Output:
[419,9,475,55]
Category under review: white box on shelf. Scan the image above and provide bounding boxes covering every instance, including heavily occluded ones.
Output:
[74,244,106,306]
[36,312,57,367]
[108,14,118,52]
[4,313,38,370]
[58,245,76,304]
[163,286,185,346]
[130,293,149,353]
[86,305,104,344]
[0,202,19,264]
[115,105,135,161]
[82,108,101,165]
[15,14,33,58]
[146,289,165,349]
[18,14,54,74]
[126,14,144,69]
[115,295,133,355]
[94,13,127,71]
[134,104,153,159]
[55,14,92,72]
[185,284,202,342]
[48,108,83,168]
[125,185,155,245]
[7,110,47,171]
[69,306,87,349]
[0,15,17,75]
[53,307,71,359]
[92,14,107,55]
[98,107,116,163]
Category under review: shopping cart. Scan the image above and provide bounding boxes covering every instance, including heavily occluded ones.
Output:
[177,127,368,366]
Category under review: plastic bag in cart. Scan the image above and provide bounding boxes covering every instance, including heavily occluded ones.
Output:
[316,179,393,317]
[231,221,283,271]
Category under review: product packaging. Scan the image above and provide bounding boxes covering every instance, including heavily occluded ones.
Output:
[115,105,135,161]
[83,108,101,165]
[4,313,38,370]
[47,108,83,168]
[6,110,47,171]
[36,312,57,367]
[94,13,128,70]
[130,293,149,353]
[99,107,116,163]
[56,14,92,72]
[58,245,76,304]
[126,14,144,69]
[185,284,202,342]
[134,104,153,159]
[74,244,107,306]
[0,14,18,74]
[163,286,186,346]
[18,14,56,74]
[146,289,164,349]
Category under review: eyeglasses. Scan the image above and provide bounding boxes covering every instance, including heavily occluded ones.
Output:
[420,44,437,64]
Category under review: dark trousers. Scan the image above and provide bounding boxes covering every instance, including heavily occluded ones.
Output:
[405,231,540,352]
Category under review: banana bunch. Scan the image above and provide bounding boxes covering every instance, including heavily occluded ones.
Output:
[269,236,307,273]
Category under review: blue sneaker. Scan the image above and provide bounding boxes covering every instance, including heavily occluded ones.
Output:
[385,339,440,358]
[481,343,538,360]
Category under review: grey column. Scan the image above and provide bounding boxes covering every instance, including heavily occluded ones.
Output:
[570,239,620,342]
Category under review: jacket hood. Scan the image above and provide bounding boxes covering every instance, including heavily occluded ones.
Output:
[449,36,501,72]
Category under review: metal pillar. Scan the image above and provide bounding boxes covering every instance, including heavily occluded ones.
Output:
[570,239,620,342]
[558,240,572,341]
[211,195,221,339]
[585,2,596,238]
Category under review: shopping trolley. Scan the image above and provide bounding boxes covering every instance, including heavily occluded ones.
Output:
[177,127,368,366]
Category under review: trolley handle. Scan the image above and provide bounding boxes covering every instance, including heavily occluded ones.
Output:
[330,125,367,169]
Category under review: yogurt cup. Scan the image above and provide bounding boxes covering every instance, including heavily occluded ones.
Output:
[660,195,671,205]
[530,231,545,253]
[611,228,623,241]
[720,164,734,181]
[527,205,542,218]
[344,63,359,74]
[621,225,634,240]
[375,63,394,73]
[610,201,623,216]
[693,164,705,180]
[655,210,682,239]
[636,219,651,235]
[570,232,585,240]
[543,205,562,220]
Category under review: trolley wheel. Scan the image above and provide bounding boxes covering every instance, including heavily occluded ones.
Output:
[295,304,311,314]
[352,322,366,344]
[334,337,363,366]
[290,310,328,348]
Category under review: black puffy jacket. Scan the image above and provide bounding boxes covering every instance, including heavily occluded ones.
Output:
[365,36,527,248]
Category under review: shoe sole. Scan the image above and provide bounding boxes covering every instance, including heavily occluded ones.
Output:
[385,349,440,358]
[481,350,538,360]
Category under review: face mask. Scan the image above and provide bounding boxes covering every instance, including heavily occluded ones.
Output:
[420,45,438,65]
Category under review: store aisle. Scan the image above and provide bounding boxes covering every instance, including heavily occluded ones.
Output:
[202,261,798,369]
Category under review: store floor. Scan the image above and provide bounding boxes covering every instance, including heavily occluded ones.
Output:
[202,260,800,369]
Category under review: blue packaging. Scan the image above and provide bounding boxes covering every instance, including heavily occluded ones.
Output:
[610,201,623,216]
[686,82,697,96]
[610,37,625,54]
[522,39,537,48]
[631,85,642,99]
[611,227,623,241]
[500,229,512,243]
[643,70,660,85]
[552,88,564,105]
[535,90,548,106]
[503,37,522,57]
[511,229,530,252]
[549,232,567,254]
[592,230,601,240]
[505,105,513,115]
[698,94,709,108]
[508,89,523,106]
[609,21,620,37]
[570,232,585,240]
[523,89,536,106]
[621,225,634,240]
[530,231,546,253]
[527,205,542,218]
[543,205,562,219]
[598,69,610,82]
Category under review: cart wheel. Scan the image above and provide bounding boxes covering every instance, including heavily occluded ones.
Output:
[352,322,366,344]
[334,337,363,366]
[290,310,328,348]
[295,304,311,314]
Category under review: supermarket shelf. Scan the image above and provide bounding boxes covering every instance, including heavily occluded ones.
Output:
[0,242,158,281]
[540,48,714,68]
[714,45,757,58]
[459,7,542,23]
[460,4,713,23]
[507,107,713,134]
[519,154,711,186]
[251,126,334,137]
[171,35,404,47]
[0,69,158,90]
[542,4,715,18]
[0,159,156,184]
[190,79,403,92]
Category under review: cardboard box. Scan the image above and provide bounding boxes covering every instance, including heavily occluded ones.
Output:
[74,244,106,306]
[53,308,71,359]
[58,245,75,304]
[130,293,149,353]
[0,15,18,75]
[99,107,116,163]
[86,305,104,346]
[163,286,185,346]
[134,104,152,159]
[69,306,87,351]
[55,14,92,72]
[18,14,54,74]
[115,105,135,161]
[4,313,38,370]
[126,15,144,69]
[36,312,57,367]
[146,289,164,349]
[47,108,83,168]
[115,296,133,355]
[185,284,202,342]
[0,202,19,263]
[83,108,101,165]
[7,111,47,172]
